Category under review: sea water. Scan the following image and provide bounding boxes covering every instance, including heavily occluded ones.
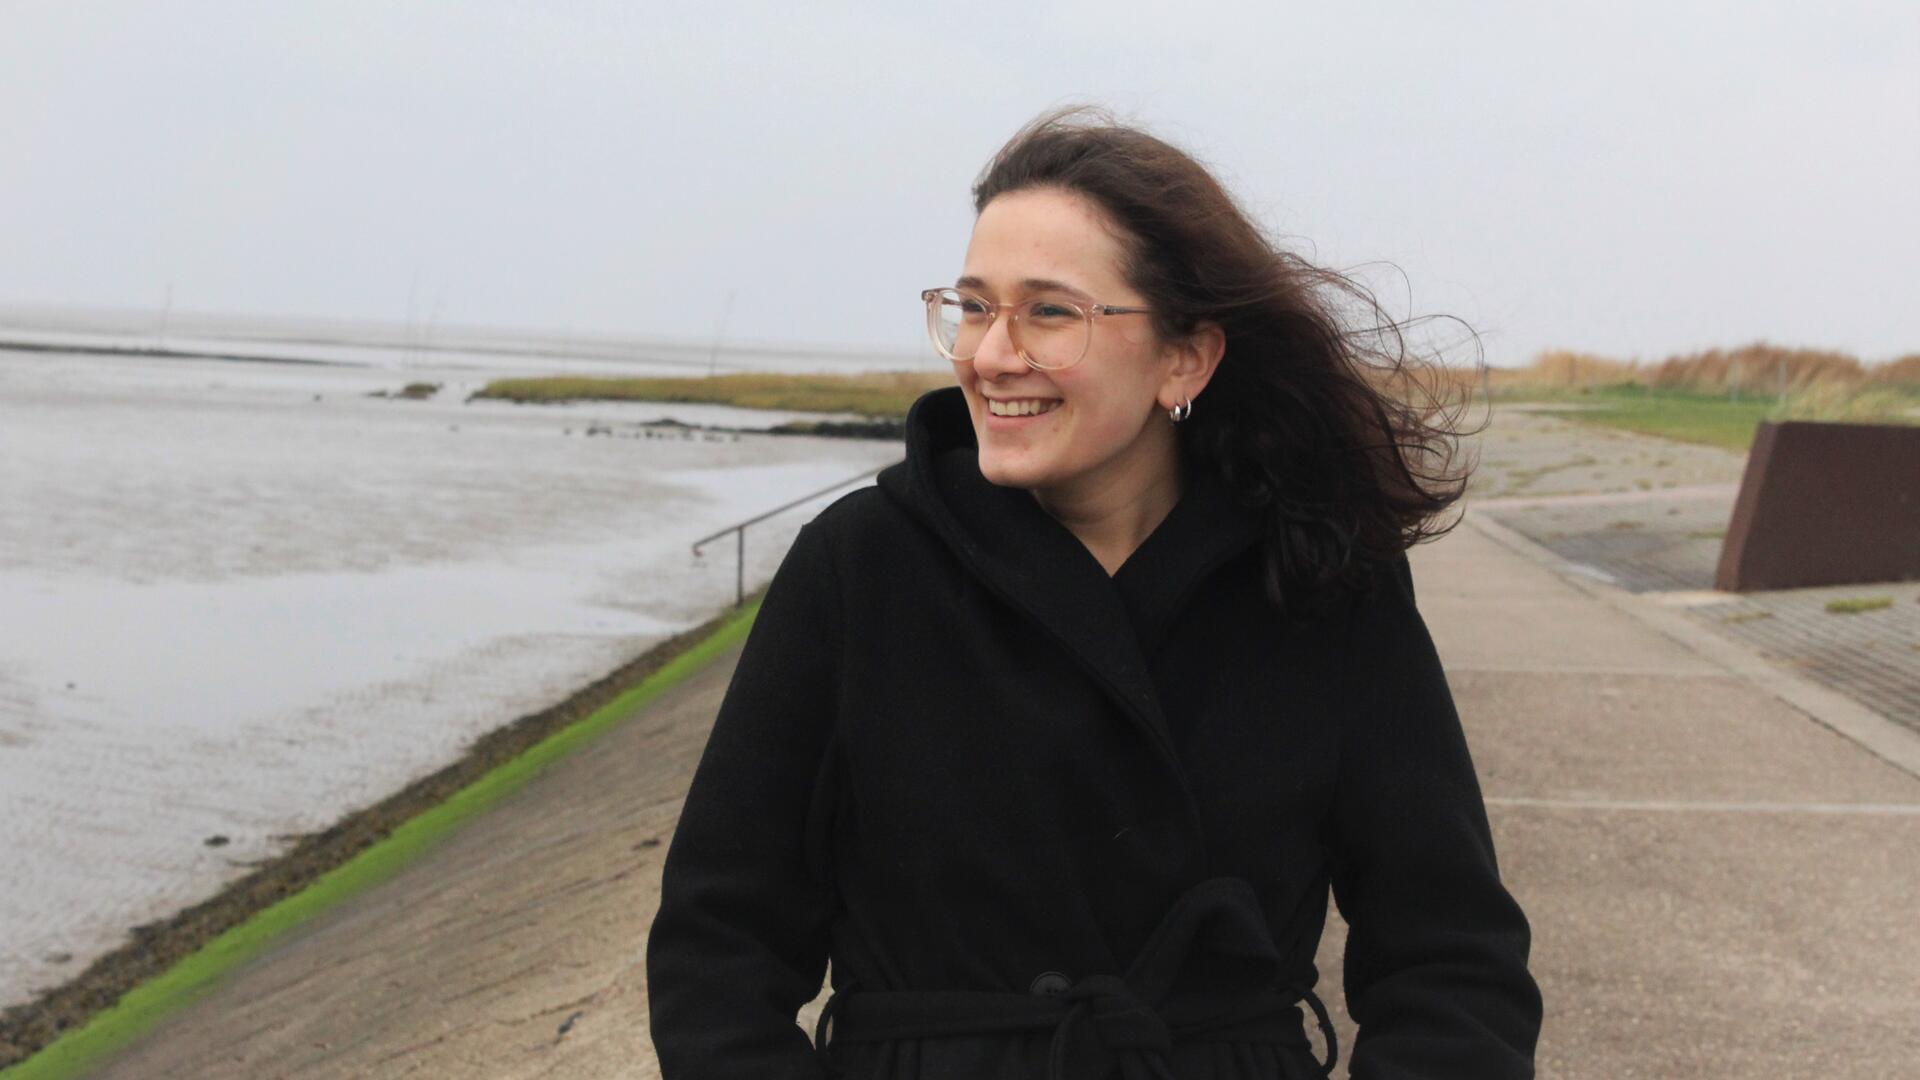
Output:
[0,335,915,1007]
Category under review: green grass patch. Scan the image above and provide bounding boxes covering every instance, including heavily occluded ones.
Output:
[0,602,763,1080]
[1499,382,1920,453]
[471,370,951,418]
[1825,596,1894,615]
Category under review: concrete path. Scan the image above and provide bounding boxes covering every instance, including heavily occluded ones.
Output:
[87,455,1920,1077]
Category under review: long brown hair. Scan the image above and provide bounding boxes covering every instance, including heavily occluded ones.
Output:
[972,105,1484,616]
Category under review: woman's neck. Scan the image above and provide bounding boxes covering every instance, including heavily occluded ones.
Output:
[1029,442,1185,577]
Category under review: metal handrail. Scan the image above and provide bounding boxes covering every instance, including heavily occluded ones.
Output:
[691,460,901,605]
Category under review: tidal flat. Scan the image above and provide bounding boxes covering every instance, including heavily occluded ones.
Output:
[0,339,909,1011]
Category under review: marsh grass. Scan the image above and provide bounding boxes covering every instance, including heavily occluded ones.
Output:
[1492,344,1920,399]
[1472,343,1920,451]
[471,370,952,417]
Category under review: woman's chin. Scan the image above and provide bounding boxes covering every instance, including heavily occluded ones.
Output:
[976,450,1048,491]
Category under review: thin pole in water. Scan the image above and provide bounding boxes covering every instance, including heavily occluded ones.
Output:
[708,289,735,377]
[736,529,745,606]
[157,281,173,350]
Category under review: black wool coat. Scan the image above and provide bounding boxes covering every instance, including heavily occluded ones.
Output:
[646,385,1542,1079]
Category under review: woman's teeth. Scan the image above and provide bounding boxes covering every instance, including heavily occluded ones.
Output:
[987,399,1061,417]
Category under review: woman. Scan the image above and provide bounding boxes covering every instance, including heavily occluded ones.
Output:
[646,106,1542,1079]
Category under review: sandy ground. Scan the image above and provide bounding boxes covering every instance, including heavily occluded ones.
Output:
[0,344,907,1010]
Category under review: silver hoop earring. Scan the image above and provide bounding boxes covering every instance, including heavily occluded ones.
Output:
[1168,396,1193,423]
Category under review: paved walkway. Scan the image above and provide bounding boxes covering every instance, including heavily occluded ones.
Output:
[1479,486,1920,728]
[85,416,1920,1078]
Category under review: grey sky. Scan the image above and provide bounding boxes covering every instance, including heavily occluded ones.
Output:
[3,1,1915,366]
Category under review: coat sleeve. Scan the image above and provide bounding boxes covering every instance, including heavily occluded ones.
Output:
[1325,552,1542,1078]
[645,518,842,1079]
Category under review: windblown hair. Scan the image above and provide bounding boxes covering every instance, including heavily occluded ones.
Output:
[972,105,1486,617]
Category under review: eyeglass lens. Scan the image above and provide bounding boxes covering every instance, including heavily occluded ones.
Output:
[928,289,1088,370]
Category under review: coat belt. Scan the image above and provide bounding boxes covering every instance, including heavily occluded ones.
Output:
[812,878,1338,1080]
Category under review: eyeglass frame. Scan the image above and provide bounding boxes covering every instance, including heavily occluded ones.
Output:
[919,286,1155,371]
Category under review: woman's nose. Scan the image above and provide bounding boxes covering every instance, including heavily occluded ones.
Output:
[970,311,1028,378]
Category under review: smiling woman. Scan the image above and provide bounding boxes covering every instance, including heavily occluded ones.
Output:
[928,185,1224,575]
[950,108,1492,605]
[646,105,1541,1080]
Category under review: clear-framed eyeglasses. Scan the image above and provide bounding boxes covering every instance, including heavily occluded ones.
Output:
[920,286,1154,372]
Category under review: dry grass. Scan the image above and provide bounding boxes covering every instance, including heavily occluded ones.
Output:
[1512,350,1639,389]
[1387,341,1920,451]
[1773,381,1919,422]
[1864,353,1920,385]
[1487,341,1920,401]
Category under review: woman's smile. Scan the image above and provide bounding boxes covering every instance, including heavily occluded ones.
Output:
[983,395,1063,428]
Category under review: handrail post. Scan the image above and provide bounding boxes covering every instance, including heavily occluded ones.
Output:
[690,459,902,611]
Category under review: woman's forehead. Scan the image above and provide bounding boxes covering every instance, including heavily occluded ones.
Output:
[962,188,1132,298]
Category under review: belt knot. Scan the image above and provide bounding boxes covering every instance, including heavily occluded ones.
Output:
[1050,972,1175,1079]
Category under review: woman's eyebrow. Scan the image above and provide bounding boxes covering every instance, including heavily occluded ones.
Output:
[954,275,1093,299]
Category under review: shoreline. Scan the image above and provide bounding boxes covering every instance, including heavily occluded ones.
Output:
[0,597,761,1071]
[567,413,906,441]
[0,337,358,368]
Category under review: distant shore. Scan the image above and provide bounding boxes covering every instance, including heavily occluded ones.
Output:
[0,337,353,367]
[469,369,950,419]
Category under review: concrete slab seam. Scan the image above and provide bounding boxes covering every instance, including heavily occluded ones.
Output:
[1471,483,1741,512]
[1485,796,1920,815]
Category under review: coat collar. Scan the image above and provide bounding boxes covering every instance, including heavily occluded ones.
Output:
[876,385,1263,765]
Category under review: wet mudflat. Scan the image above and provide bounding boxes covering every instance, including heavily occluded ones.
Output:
[0,344,904,1016]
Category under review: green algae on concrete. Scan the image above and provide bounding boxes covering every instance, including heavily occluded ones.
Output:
[1825,596,1895,615]
[0,601,762,1080]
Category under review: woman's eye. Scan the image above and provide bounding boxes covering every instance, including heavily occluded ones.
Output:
[1028,302,1077,319]
[958,299,991,316]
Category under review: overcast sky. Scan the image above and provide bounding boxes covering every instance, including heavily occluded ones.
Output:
[3,1,1915,366]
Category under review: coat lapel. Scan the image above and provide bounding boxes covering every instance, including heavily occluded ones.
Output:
[1109,461,1263,662]
[930,442,1178,765]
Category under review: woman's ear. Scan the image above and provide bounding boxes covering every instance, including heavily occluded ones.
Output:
[1161,319,1226,406]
